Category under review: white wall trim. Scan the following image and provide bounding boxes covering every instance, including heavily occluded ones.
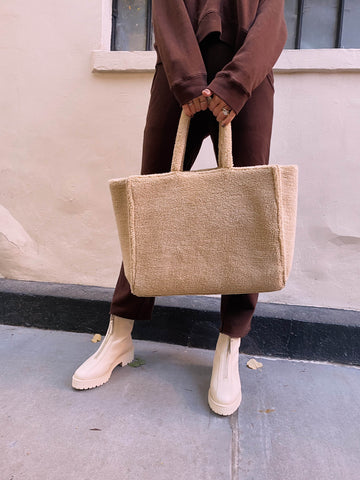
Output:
[92,48,360,74]
[92,50,157,73]
[100,0,112,50]
[275,49,360,72]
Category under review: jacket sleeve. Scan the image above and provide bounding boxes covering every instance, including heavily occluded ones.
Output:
[208,0,287,114]
[152,0,208,106]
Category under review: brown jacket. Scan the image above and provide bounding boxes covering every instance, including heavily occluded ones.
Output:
[152,0,287,114]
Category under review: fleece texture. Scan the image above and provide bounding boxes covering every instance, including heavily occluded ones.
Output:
[109,113,298,297]
[152,0,287,113]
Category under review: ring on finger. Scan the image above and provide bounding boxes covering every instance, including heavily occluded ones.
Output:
[222,107,231,116]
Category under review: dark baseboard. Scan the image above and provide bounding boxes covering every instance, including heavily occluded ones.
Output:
[1,278,360,366]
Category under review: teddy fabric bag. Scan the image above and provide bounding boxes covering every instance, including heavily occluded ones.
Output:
[109,111,298,297]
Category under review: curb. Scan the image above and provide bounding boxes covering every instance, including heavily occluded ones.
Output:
[1,278,359,365]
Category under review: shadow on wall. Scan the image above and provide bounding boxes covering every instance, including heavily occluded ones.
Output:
[0,204,63,281]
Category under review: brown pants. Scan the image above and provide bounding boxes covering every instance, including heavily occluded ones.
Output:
[110,36,274,338]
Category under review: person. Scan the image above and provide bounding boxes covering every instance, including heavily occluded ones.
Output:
[72,0,287,416]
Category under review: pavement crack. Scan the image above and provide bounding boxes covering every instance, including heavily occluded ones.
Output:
[229,409,240,480]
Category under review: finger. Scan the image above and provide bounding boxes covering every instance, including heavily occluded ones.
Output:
[201,88,213,97]
[221,111,236,127]
[209,94,222,107]
[182,104,193,117]
[187,101,196,116]
[213,102,226,117]
[208,97,221,113]
[215,101,232,117]
[215,105,233,123]
[216,111,225,123]
[192,97,202,113]
[209,95,229,114]
[199,96,208,111]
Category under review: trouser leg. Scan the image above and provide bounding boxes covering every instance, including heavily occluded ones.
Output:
[110,264,156,320]
[111,42,274,334]
[212,73,275,338]
[220,294,259,338]
[199,34,274,338]
[110,64,210,320]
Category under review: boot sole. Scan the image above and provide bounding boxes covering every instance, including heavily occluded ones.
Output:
[72,347,135,390]
[208,389,242,416]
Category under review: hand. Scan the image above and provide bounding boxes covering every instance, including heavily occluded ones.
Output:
[182,94,208,117]
[202,89,236,127]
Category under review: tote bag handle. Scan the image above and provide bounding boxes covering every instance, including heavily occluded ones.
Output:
[171,110,234,172]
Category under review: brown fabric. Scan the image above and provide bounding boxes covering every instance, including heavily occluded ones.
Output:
[110,264,155,321]
[152,0,287,113]
[221,293,259,338]
[110,31,288,338]
[110,63,277,336]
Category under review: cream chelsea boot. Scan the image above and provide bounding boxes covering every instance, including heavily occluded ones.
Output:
[72,315,134,390]
[208,333,242,416]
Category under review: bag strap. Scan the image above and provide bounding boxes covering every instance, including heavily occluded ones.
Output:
[171,110,233,172]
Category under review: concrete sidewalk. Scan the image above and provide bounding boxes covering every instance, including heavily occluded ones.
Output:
[1,324,360,480]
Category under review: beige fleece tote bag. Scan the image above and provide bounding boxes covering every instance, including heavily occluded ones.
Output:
[109,111,298,297]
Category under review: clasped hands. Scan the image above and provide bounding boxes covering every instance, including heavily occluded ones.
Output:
[182,89,236,127]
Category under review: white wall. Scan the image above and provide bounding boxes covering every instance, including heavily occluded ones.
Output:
[1,0,359,311]
[197,70,360,309]
[0,0,150,286]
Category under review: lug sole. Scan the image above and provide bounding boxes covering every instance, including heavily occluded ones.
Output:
[72,347,135,390]
[208,389,242,416]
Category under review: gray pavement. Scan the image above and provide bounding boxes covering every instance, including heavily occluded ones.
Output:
[1,324,360,480]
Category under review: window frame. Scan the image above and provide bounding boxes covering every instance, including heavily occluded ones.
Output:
[110,0,357,52]
[111,0,153,51]
[92,0,360,74]
[293,0,345,49]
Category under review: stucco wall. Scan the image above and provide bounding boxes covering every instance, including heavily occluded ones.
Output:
[1,0,359,311]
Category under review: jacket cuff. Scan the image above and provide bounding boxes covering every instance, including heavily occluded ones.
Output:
[207,75,250,115]
[171,74,208,106]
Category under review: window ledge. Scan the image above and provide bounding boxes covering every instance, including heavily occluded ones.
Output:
[92,50,157,72]
[91,49,360,74]
[275,48,360,72]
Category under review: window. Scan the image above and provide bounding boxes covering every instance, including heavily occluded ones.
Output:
[111,0,153,51]
[111,0,360,51]
[341,0,360,48]
[285,0,360,49]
